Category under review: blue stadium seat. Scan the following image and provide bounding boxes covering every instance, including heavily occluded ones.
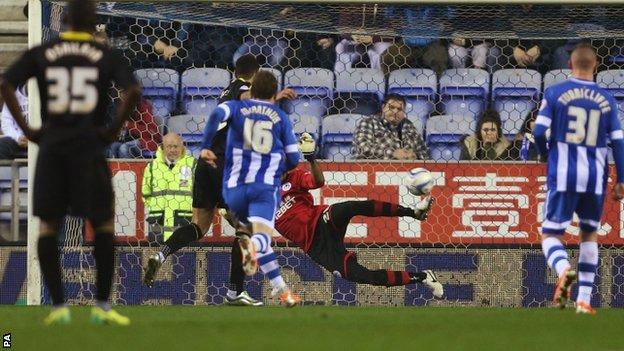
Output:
[166,114,206,144]
[283,68,334,129]
[597,70,624,124]
[492,69,541,135]
[261,68,283,90]
[333,68,385,115]
[439,69,490,120]
[543,69,572,90]
[321,114,364,161]
[426,115,475,161]
[181,68,231,115]
[387,69,437,127]
[135,68,179,118]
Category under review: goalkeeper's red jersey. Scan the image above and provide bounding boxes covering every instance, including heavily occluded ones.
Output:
[275,167,326,252]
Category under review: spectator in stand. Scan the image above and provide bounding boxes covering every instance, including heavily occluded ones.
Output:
[510,108,540,161]
[459,109,515,161]
[0,85,28,159]
[381,6,450,76]
[109,98,162,158]
[334,31,394,72]
[447,37,498,71]
[352,94,428,160]
[142,132,196,242]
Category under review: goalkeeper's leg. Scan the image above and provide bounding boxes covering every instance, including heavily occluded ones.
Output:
[342,253,444,298]
[327,199,433,233]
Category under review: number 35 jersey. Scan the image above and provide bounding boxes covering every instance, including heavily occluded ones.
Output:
[203,99,300,189]
[3,32,136,149]
[537,78,622,194]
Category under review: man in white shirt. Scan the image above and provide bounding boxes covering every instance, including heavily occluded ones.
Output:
[0,84,28,159]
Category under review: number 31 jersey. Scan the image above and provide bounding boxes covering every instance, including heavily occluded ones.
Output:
[3,32,136,149]
[537,78,623,194]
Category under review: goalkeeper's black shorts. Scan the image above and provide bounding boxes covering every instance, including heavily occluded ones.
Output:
[192,158,226,210]
[307,206,352,277]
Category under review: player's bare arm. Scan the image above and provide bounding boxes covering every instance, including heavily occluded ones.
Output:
[0,79,41,142]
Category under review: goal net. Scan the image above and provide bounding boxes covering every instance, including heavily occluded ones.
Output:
[14,0,624,307]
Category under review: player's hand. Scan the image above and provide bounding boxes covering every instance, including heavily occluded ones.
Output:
[200,149,218,168]
[24,128,42,144]
[612,183,624,201]
[317,38,334,49]
[298,132,316,161]
[17,136,28,148]
[276,88,297,101]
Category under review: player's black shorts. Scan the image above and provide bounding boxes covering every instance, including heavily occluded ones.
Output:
[307,205,352,276]
[192,158,226,209]
[33,147,113,223]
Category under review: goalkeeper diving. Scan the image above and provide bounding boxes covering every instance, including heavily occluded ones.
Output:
[228,132,444,295]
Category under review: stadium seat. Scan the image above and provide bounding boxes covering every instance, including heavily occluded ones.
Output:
[597,70,624,123]
[492,69,541,135]
[387,69,437,127]
[426,115,475,161]
[181,68,231,115]
[134,68,179,119]
[283,68,334,129]
[439,68,490,120]
[166,114,206,144]
[261,67,283,90]
[333,68,385,115]
[321,113,364,161]
[543,69,572,90]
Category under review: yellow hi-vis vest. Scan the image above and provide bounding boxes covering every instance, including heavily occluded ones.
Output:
[141,147,196,241]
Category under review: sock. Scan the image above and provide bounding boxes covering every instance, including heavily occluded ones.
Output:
[577,241,599,305]
[230,235,246,295]
[161,223,201,259]
[94,231,115,303]
[37,236,65,306]
[258,247,287,293]
[409,271,427,283]
[382,270,414,286]
[251,232,271,254]
[365,200,415,217]
[541,236,571,277]
[97,301,111,311]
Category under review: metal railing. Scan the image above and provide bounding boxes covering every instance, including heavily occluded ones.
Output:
[0,158,27,241]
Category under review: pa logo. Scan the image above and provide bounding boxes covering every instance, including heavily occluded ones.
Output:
[2,333,10,349]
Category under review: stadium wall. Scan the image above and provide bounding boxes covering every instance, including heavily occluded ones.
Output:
[2,246,624,307]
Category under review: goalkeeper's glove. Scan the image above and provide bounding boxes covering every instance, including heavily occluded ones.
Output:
[298,132,316,162]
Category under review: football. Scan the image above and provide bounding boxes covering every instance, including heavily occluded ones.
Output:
[405,168,434,195]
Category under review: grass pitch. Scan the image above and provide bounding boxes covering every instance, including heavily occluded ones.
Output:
[1,306,623,351]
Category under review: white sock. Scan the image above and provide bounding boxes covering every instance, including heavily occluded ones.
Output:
[577,241,599,305]
[542,236,571,277]
[251,233,271,254]
[257,246,287,293]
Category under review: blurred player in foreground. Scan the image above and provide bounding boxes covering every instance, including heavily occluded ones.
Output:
[0,0,140,325]
[534,43,624,314]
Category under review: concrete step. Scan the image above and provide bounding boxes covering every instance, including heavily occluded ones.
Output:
[0,21,28,34]
[0,21,27,44]
[0,0,27,21]
[0,43,28,68]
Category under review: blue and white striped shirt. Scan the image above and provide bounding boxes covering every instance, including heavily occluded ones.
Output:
[535,78,623,194]
[202,99,300,188]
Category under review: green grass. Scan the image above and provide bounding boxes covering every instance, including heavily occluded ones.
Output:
[1,306,623,351]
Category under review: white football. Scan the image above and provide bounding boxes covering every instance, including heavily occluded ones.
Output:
[405,168,434,195]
